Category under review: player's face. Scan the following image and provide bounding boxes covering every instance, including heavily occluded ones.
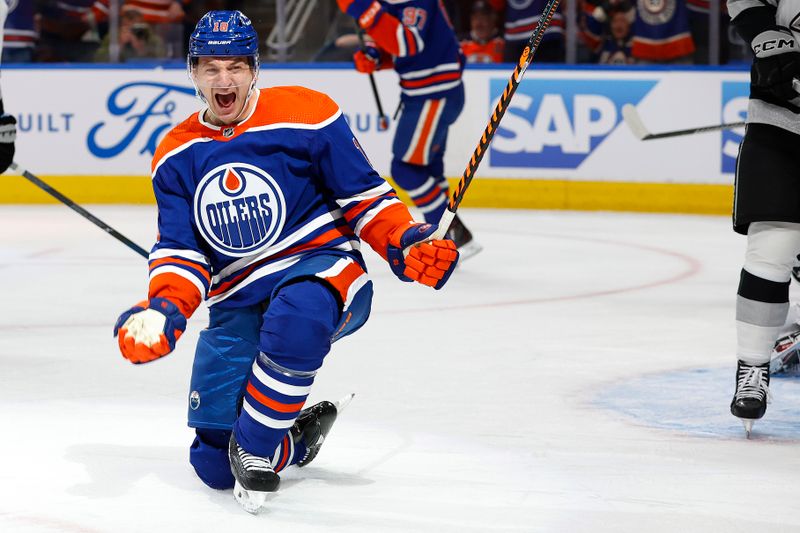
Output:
[193,56,256,125]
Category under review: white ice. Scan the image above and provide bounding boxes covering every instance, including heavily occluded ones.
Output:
[1,205,799,533]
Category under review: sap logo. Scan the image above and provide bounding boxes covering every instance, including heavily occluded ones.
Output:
[194,163,287,257]
[88,82,196,158]
[721,81,748,174]
[490,79,656,168]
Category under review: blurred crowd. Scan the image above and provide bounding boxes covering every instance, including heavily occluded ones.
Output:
[4,0,747,65]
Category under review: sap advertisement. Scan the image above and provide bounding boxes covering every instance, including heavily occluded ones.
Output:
[4,66,747,184]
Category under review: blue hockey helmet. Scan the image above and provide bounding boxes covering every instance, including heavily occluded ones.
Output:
[188,10,260,106]
[188,10,259,64]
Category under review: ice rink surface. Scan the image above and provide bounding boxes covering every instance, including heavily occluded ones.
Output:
[1,205,799,533]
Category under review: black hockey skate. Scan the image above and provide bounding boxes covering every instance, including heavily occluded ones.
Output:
[292,393,353,467]
[446,214,482,261]
[229,433,280,514]
[730,360,770,438]
[771,330,800,375]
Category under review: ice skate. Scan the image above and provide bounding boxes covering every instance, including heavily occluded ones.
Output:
[292,393,354,467]
[771,329,800,375]
[446,214,482,261]
[228,433,280,514]
[730,360,770,438]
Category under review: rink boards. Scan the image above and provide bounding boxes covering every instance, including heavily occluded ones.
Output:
[1,64,748,213]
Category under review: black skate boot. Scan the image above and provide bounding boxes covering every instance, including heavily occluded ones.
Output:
[228,433,279,514]
[771,330,800,375]
[446,214,482,261]
[730,360,770,438]
[292,393,353,467]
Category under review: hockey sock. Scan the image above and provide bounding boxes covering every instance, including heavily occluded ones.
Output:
[233,281,337,459]
[391,159,448,224]
[234,352,314,458]
[269,432,307,473]
[737,268,789,364]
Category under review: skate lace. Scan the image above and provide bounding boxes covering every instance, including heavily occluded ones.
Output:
[237,445,274,473]
[736,365,771,402]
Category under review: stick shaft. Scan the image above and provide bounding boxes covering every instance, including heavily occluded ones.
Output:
[356,29,388,129]
[10,162,149,258]
[433,0,562,238]
[643,121,746,140]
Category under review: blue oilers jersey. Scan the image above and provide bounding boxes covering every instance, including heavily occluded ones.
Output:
[148,86,405,309]
[368,0,464,100]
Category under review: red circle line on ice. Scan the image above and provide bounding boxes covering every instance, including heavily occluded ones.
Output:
[385,229,702,314]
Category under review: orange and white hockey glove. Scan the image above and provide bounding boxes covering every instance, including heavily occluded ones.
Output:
[113,298,187,364]
[387,223,459,290]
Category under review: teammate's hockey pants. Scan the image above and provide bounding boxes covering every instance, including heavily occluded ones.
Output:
[391,85,464,224]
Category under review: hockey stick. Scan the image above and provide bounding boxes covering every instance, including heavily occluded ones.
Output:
[621,104,745,141]
[431,0,562,239]
[623,80,800,141]
[355,29,389,131]
[9,162,149,258]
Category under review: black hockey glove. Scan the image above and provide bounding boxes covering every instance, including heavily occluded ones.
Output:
[0,101,16,174]
[751,28,800,102]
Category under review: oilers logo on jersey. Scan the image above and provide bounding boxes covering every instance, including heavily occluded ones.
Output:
[193,163,287,257]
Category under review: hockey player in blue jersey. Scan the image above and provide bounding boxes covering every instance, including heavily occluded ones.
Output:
[337,0,482,259]
[112,10,459,513]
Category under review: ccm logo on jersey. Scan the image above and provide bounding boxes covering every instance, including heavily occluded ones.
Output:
[753,37,795,55]
[194,163,287,257]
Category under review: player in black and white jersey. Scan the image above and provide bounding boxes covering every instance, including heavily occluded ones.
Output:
[728,0,800,436]
[0,0,17,174]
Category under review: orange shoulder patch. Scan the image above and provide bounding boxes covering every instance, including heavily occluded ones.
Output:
[151,114,206,174]
[249,86,341,128]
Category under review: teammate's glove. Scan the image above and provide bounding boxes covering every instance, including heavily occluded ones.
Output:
[751,29,800,101]
[336,0,383,29]
[113,297,187,364]
[387,223,459,290]
[354,46,381,73]
[0,106,17,174]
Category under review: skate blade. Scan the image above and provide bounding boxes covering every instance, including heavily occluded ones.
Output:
[334,393,355,414]
[233,480,269,515]
[741,419,754,439]
[457,240,483,262]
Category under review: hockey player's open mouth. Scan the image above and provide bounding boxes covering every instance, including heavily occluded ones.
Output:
[215,92,237,112]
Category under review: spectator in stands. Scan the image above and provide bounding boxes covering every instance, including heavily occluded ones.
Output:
[95,7,165,62]
[630,0,695,63]
[3,0,38,63]
[92,0,188,58]
[488,0,565,63]
[36,0,101,62]
[598,7,634,64]
[461,1,504,63]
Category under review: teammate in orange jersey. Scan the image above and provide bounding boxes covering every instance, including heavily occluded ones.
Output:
[338,0,483,260]
[112,10,459,514]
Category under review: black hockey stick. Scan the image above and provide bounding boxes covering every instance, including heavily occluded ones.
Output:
[621,104,745,141]
[355,28,389,130]
[432,0,562,238]
[9,162,149,258]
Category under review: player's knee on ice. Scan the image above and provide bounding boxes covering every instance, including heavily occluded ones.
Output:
[260,280,340,372]
[190,428,234,489]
